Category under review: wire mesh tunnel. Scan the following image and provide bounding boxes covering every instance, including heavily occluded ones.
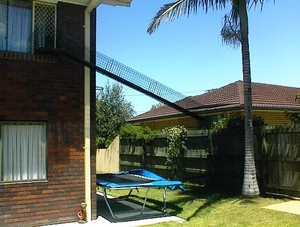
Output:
[58,36,201,119]
[95,52,185,104]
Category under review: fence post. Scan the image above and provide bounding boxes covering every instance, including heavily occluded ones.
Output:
[260,126,270,196]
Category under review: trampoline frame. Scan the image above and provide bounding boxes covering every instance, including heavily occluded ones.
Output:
[96,169,184,220]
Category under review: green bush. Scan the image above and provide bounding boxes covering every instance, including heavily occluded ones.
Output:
[212,113,265,132]
[162,125,187,179]
[120,124,156,142]
[285,111,300,124]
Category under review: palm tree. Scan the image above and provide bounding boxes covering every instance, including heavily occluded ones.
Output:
[147,0,265,197]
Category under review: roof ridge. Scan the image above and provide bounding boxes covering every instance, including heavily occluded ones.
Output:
[252,81,300,89]
[128,81,300,122]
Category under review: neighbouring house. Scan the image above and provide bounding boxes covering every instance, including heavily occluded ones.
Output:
[0,0,131,226]
[128,81,300,130]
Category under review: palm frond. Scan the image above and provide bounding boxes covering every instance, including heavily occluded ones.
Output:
[221,13,241,48]
[230,0,269,23]
[229,0,239,24]
[147,0,227,35]
[248,0,272,11]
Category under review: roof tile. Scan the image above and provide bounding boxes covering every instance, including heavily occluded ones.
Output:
[129,81,300,122]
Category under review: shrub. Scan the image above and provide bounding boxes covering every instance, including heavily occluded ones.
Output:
[212,113,265,132]
[162,125,187,179]
[120,124,156,142]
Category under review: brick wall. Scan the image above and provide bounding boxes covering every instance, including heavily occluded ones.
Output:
[0,2,97,226]
[57,3,85,47]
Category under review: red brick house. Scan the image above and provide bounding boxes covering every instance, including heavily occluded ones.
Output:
[128,81,300,130]
[0,0,131,226]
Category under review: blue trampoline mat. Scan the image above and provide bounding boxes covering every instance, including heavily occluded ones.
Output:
[96,169,184,190]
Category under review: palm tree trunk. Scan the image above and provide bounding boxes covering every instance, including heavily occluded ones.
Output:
[238,0,260,197]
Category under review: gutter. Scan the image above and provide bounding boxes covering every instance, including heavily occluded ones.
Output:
[84,2,92,222]
[99,0,131,7]
[83,0,131,221]
[46,0,131,7]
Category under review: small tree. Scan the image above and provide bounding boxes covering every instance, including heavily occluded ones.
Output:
[96,82,135,148]
[212,113,265,132]
[120,124,157,167]
[162,125,187,179]
[150,103,164,110]
[285,93,300,124]
[120,124,156,142]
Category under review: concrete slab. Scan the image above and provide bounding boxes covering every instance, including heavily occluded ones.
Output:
[263,200,300,216]
[97,192,170,221]
[44,215,184,227]
[45,194,184,227]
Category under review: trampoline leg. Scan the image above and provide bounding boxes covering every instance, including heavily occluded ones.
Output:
[141,188,150,215]
[163,187,167,212]
[102,187,120,220]
[126,187,138,200]
[125,189,133,200]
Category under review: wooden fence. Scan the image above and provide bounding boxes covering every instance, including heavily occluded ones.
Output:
[96,136,120,173]
[98,125,300,196]
[119,130,247,191]
[260,125,300,196]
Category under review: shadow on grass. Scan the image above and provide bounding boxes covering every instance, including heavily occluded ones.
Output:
[124,194,183,214]
[238,198,259,205]
[179,190,222,221]
[104,185,250,222]
[124,185,227,221]
[168,185,243,221]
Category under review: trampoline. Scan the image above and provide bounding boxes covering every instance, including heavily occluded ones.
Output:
[96,169,184,220]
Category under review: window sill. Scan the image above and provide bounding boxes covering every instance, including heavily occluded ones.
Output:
[0,179,48,185]
[0,51,56,63]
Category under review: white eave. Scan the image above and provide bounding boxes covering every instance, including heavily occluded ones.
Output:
[40,0,131,8]
[42,0,131,6]
[99,0,131,7]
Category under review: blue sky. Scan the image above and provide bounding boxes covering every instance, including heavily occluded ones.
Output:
[96,0,300,115]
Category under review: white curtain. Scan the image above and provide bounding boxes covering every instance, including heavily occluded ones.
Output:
[0,0,7,51]
[0,0,32,52]
[7,0,32,52]
[1,124,46,182]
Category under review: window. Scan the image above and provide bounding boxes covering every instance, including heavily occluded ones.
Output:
[33,1,56,50]
[0,0,56,53]
[0,0,32,53]
[0,122,47,182]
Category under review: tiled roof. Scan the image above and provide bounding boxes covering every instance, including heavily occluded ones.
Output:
[128,81,300,122]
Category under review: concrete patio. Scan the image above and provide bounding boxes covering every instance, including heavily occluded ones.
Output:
[45,194,184,227]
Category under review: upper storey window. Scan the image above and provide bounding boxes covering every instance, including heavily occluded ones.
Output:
[0,0,56,53]
[33,1,56,50]
[0,0,32,53]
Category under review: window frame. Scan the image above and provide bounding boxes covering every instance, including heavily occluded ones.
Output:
[0,0,33,53]
[0,0,57,54]
[32,1,57,52]
[0,121,48,184]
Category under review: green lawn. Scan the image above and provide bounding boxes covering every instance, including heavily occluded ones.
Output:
[104,184,300,226]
